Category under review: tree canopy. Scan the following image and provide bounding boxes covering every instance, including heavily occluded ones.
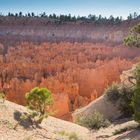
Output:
[124,22,140,48]
[1,12,139,24]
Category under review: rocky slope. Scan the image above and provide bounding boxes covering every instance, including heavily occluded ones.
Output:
[0,100,91,140]
[0,99,140,140]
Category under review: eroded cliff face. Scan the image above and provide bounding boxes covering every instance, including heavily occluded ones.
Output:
[0,17,140,43]
[0,42,140,120]
[0,25,127,43]
[0,19,139,46]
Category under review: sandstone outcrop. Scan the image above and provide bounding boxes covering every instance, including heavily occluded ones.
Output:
[72,94,121,122]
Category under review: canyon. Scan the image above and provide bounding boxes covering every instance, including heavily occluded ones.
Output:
[0,18,140,120]
[0,42,140,120]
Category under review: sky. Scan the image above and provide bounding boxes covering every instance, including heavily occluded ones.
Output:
[0,0,140,19]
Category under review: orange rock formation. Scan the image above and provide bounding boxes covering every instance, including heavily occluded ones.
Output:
[0,42,139,120]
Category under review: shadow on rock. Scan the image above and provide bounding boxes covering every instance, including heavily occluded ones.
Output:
[13,110,41,129]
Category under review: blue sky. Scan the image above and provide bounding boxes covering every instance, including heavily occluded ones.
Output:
[0,0,140,18]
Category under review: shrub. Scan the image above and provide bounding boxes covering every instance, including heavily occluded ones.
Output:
[105,83,134,117]
[23,136,32,140]
[58,131,82,140]
[132,62,140,123]
[68,132,80,140]
[76,111,110,129]
[105,83,120,102]
[124,22,140,48]
[0,92,6,103]
[22,87,53,125]
[124,21,140,123]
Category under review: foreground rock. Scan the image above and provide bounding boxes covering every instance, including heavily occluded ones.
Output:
[0,100,140,140]
[0,100,92,140]
[72,94,121,122]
